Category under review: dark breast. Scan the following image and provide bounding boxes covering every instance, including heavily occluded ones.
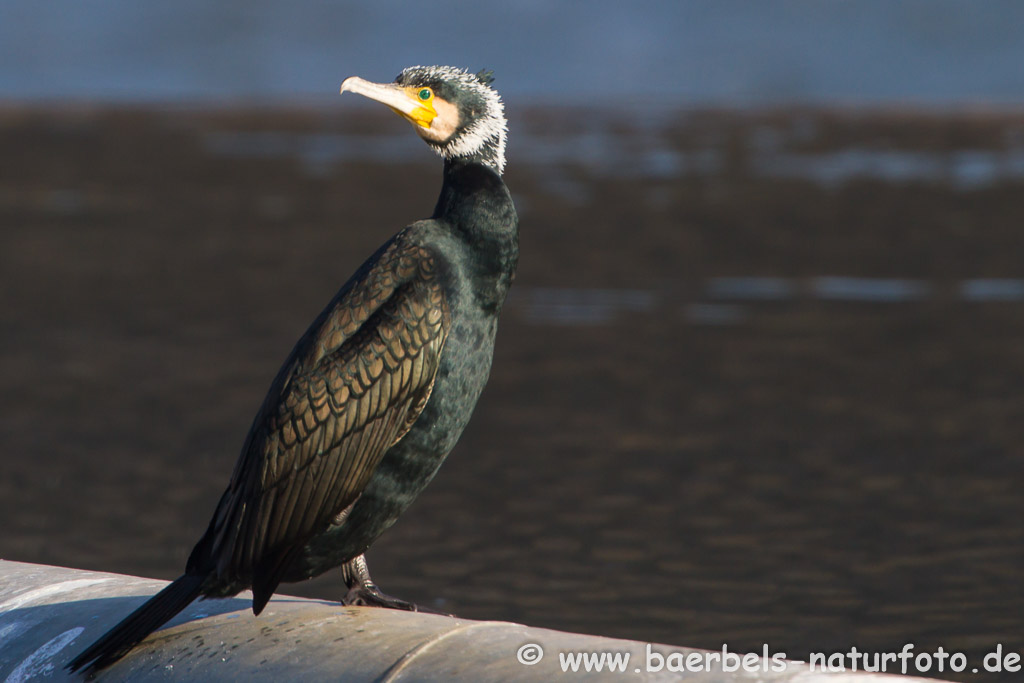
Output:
[285,161,518,581]
[324,309,499,556]
[284,240,507,579]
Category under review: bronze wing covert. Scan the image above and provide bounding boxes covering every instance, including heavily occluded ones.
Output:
[202,237,450,611]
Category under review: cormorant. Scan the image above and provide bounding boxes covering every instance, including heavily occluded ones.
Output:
[68,65,518,673]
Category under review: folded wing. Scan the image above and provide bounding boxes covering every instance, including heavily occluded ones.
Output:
[194,236,450,611]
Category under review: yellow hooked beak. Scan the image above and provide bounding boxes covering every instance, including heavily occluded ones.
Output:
[340,77,437,128]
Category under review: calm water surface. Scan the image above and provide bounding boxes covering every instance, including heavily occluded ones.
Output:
[1,106,1022,682]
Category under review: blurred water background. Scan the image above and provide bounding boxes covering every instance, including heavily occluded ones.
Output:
[2,3,1023,682]
[3,0,1024,105]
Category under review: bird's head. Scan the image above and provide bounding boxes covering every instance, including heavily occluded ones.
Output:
[341,65,507,175]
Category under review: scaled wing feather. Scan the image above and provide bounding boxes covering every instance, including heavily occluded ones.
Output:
[206,236,450,583]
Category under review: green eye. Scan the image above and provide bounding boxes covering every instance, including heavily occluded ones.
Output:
[418,88,432,101]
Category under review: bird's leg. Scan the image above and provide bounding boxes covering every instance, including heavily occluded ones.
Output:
[340,554,448,615]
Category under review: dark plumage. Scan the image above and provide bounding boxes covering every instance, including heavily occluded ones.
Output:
[68,65,517,673]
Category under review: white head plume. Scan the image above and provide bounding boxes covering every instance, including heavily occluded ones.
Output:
[396,66,508,174]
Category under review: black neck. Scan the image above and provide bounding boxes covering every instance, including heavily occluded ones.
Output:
[434,158,515,233]
[433,157,519,312]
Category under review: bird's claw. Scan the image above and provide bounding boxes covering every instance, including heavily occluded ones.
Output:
[342,584,450,615]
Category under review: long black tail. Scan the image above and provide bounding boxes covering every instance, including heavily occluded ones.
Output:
[66,573,205,673]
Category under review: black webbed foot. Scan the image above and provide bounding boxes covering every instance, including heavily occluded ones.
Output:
[339,554,451,616]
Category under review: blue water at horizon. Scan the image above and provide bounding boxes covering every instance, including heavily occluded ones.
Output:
[2,1,1024,105]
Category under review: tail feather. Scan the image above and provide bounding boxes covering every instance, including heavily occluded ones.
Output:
[252,546,299,616]
[66,573,205,673]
